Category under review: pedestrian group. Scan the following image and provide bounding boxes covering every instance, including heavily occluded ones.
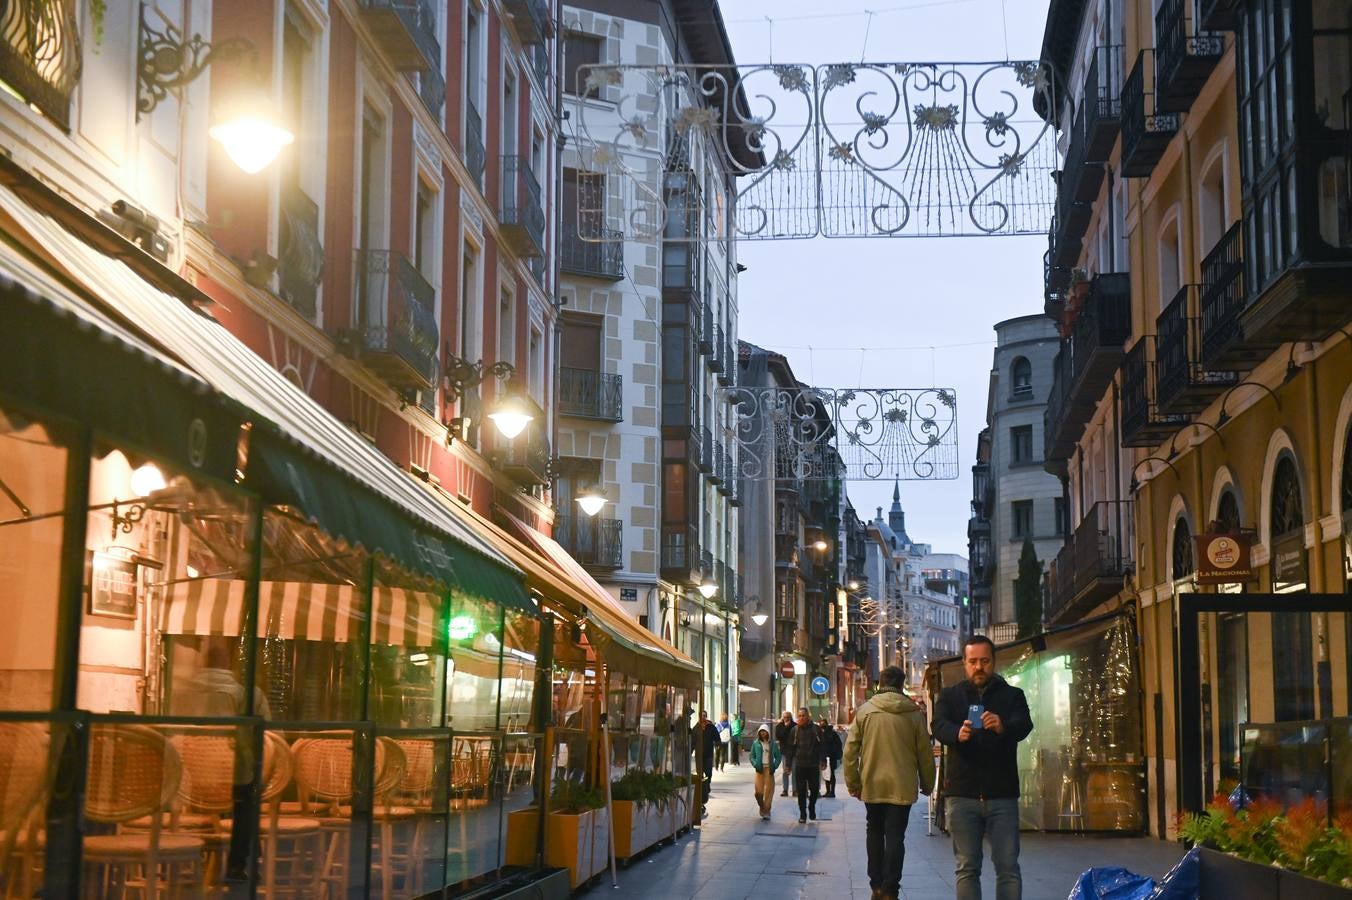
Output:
[731,635,1033,900]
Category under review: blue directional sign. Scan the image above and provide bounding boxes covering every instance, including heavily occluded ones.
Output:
[810,676,830,696]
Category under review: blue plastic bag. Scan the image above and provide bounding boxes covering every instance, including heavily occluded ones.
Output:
[1148,847,1200,900]
[1066,867,1156,900]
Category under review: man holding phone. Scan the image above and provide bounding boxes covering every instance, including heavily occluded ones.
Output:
[933,636,1033,900]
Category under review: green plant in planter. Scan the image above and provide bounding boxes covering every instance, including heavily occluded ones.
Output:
[611,768,681,812]
[551,776,605,814]
[1179,797,1352,888]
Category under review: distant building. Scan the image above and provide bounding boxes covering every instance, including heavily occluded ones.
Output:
[969,314,1064,639]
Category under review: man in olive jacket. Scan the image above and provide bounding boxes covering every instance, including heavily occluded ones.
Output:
[843,666,935,900]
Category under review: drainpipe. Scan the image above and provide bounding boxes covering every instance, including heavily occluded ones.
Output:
[1304,353,1332,717]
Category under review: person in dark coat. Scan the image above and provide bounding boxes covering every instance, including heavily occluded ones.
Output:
[786,707,828,823]
[774,710,796,796]
[932,635,1034,900]
[691,709,718,818]
[819,716,844,797]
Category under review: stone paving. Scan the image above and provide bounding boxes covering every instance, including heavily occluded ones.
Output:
[583,761,1187,900]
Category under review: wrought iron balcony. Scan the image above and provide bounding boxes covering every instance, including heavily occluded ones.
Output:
[1200,0,1241,33]
[1067,273,1132,405]
[717,331,735,386]
[698,303,714,354]
[359,0,440,71]
[661,525,699,583]
[1120,335,1190,448]
[418,66,445,119]
[1155,284,1239,414]
[561,229,623,280]
[465,103,485,190]
[503,0,551,45]
[353,250,439,390]
[0,0,81,131]
[556,514,623,570]
[970,462,993,517]
[1083,45,1124,160]
[709,439,725,486]
[559,368,622,421]
[1155,0,1224,114]
[1121,50,1179,178]
[697,425,714,473]
[1199,221,1259,371]
[1047,211,1084,273]
[278,183,324,319]
[1056,103,1102,221]
[1045,500,1132,626]
[498,396,550,485]
[710,323,726,373]
[500,155,546,257]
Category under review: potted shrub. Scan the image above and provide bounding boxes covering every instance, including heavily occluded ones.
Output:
[1179,797,1352,899]
[610,769,683,860]
[504,778,607,888]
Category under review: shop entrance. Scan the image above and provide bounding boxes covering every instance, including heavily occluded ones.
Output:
[1177,593,1352,818]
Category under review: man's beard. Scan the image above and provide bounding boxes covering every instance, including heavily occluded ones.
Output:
[969,671,989,685]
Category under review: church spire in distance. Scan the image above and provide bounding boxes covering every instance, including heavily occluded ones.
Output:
[888,478,911,547]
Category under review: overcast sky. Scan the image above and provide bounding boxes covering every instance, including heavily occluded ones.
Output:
[722,0,1052,558]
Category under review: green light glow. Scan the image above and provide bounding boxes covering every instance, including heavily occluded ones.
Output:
[448,614,478,641]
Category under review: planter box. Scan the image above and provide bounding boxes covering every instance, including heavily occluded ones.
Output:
[503,807,609,888]
[1199,847,1352,899]
[611,797,681,861]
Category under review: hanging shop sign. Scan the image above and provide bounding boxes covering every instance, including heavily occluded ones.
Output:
[1194,532,1253,585]
[1270,532,1308,590]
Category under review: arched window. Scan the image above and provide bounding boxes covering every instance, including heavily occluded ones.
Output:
[1271,456,1304,538]
[1217,490,1241,533]
[1011,357,1032,397]
[1158,212,1182,308]
[1341,423,1352,520]
[1199,150,1228,255]
[1172,516,1193,582]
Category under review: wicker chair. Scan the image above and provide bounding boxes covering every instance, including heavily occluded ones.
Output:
[291,735,386,897]
[0,722,49,898]
[255,733,323,899]
[82,724,205,899]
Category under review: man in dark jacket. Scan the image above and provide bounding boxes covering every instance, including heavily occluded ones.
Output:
[932,635,1033,900]
[786,707,828,822]
[819,716,843,797]
[774,710,796,797]
[691,709,718,818]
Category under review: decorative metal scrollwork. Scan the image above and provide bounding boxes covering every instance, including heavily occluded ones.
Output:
[720,387,958,481]
[571,60,1058,242]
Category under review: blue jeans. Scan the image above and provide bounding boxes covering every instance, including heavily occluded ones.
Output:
[947,796,1021,900]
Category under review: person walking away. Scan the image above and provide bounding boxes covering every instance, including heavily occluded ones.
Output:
[715,712,731,771]
[932,636,1034,900]
[691,709,718,819]
[750,724,781,820]
[786,707,827,823]
[774,710,796,796]
[819,716,843,797]
[843,666,935,900]
[730,711,744,765]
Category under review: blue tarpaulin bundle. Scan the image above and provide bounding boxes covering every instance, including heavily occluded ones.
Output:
[1066,847,1200,900]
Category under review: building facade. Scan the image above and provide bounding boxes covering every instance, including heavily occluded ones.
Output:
[974,315,1066,637]
[1040,0,1352,838]
[554,0,752,721]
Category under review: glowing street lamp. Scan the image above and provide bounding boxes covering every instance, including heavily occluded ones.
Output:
[698,580,718,600]
[487,394,535,439]
[575,486,608,517]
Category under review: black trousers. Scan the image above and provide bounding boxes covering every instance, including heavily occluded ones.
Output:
[865,802,914,896]
[825,760,838,793]
[794,765,820,815]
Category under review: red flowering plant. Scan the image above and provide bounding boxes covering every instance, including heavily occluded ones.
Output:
[1178,795,1352,887]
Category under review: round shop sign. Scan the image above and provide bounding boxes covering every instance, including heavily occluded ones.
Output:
[779,660,796,679]
[810,676,830,696]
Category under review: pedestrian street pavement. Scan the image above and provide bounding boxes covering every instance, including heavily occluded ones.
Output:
[584,760,1187,900]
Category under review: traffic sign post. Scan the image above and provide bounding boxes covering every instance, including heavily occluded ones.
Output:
[778,660,795,679]
[810,676,830,696]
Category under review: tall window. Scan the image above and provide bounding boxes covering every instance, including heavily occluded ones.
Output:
[1054,496,1068,536]
[1269,455,1314,721]
[1012,500,1034,538]
[1010,425,1034,464]
[564,31,602,97]
[1158,212,1181,306]
[1171,517,1193,582]
[528,325,544,404]
[498,287,515,370]
[1011,357,1032,397]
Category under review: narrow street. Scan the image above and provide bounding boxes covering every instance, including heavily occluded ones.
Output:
[589,762,1187,900]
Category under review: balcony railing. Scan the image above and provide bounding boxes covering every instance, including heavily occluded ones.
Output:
[465,104,485,190]
[1045,500,1132,625]
[1083,45,1124,160]
[698,303,714,354]
[1120,335,1190,448]
[661,525,699,581]
[1156,284,1239,414]
[418,66,445,119]
[500,155,546,257]
[561,228,623,280]
[1067,273,1132,401]
[278,183,324,318]
[710,323,726,373]
[498,397,550,485]
[559,368,622,421]
[971,463,993,517]
[360,0,440,71]
[1199,222,1252,370]
[0,0,81,130]
[1155,0,1224,114]
[1200,0,1241,32]
[698,426,713,473]
[353,250,439,390]
[1121,50,1180,178]
[717,331,735,386]
[503,0,551,44]
[709,439,725,486]
[556,514,623,570]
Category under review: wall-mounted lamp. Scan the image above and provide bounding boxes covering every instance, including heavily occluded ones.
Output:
[137,5,293,173]
[1128,455,1181,495]
[575,485,608,517]
[1215,380,1281,428]
[442,350,532,440]
[812,539,829,552]
[698,579,719,600]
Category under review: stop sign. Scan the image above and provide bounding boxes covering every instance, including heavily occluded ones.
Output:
[779,660,796,679]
